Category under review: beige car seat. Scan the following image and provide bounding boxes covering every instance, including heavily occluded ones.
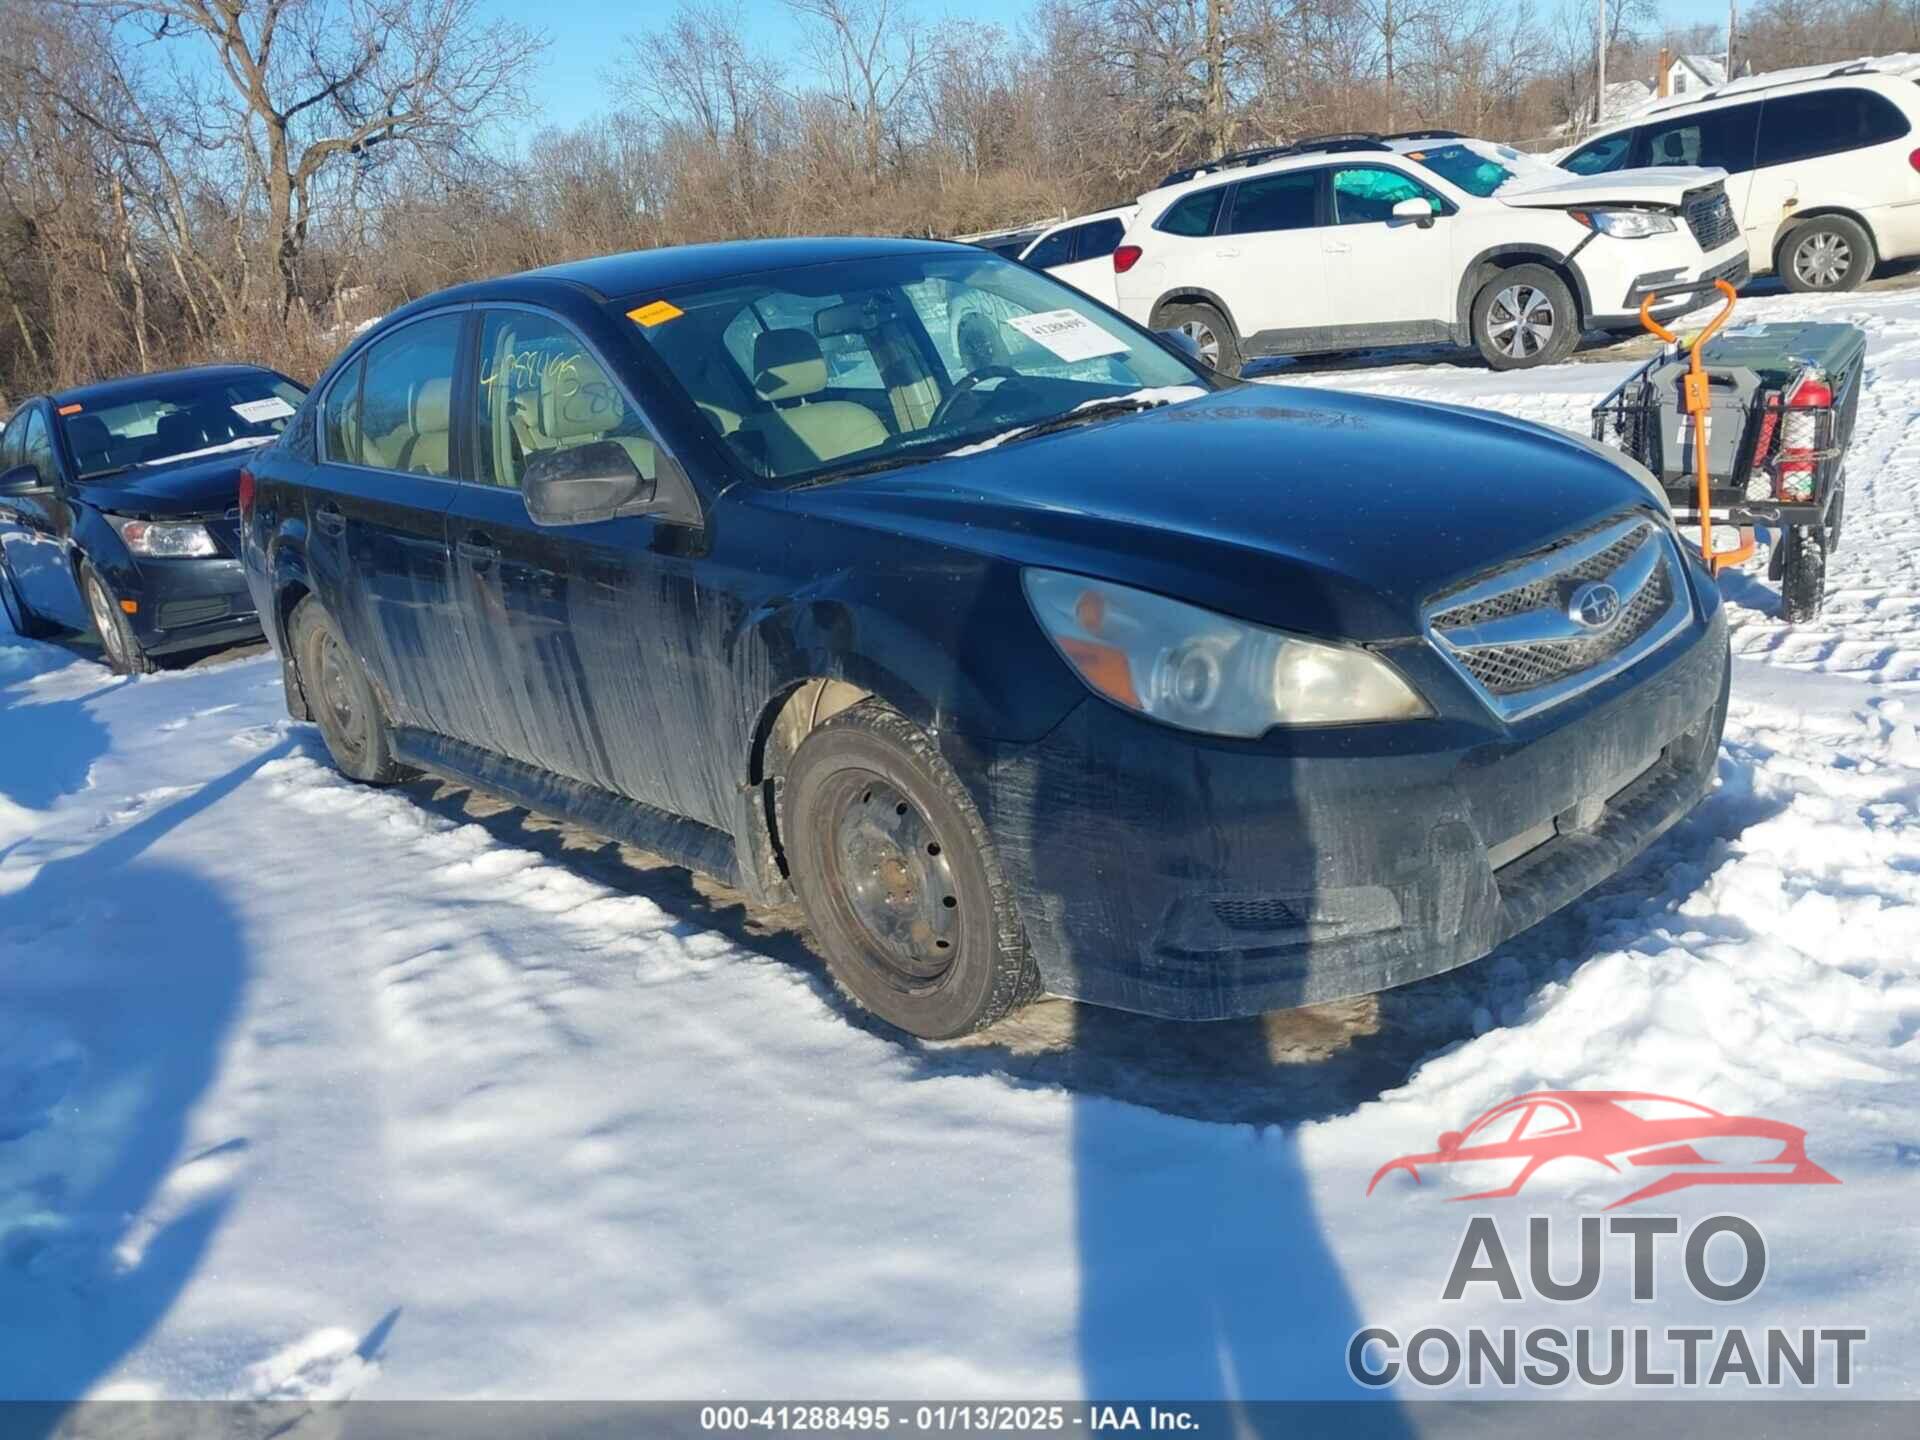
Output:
[365,376,451,476]
[536,349,657,480]
[750,329,888,463]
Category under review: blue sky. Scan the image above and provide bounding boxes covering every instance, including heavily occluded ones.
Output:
[489,0,1737,133]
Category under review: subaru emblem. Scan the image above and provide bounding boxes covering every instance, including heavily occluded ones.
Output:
[1569,581,1622,630]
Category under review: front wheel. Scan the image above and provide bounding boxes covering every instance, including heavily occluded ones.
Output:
[81,561,154,674]
[1779,217,1874,293]
[289,596,410,784]
[784,700,1040,1039]
[1158,302,1244,378]
[1471,265,1579,370]
[1779,526,1827,623]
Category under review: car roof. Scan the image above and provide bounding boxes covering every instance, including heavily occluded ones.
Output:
[1038,205,1138,232]
[403,236,972,315]
[1139,135,1501,207]
[49,363,291,411]
[1578,54,1920,141]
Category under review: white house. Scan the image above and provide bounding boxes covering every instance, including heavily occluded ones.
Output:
[1662,53,1729,97]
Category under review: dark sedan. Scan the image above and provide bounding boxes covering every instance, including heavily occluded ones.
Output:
[0,364,303,672]
[241,237,1729,1040]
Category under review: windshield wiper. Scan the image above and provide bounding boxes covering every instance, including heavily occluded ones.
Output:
[985,396,1166,449]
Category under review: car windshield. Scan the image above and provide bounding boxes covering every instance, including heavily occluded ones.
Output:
[1406,143,1518,197]
[60,371,306,480]
[629,251,1207,487]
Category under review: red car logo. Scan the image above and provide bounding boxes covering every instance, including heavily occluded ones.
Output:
[1367,1091,1839,1210]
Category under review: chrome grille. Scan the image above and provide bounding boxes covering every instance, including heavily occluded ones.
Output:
[1683,186,1739,251]
[1426,515,1692,721]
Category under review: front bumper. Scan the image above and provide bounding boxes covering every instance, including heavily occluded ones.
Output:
[963,583,1730,1019]
[123,555,261,655]
[1591,252,1751,328]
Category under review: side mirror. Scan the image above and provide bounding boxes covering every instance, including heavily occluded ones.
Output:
[0,464,44,496]
[1393,197,1438,226]
[1437,1131,1464,1153]
[1156,327,1205,364]
[522,440,654,527]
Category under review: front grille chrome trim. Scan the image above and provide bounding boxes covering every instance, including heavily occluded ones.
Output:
[1424,514,1694,723]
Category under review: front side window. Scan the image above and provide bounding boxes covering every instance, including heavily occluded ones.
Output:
[1332,166,1446,223]
[1408,143,1515,197]
[357,314,463,478]
[1025,229,1075,269]
[1156,187,1227,237]
[57,372,305,481]
[634,251,1204,487]
[1757,87,1911,167]
[476,310,662,489]
[1225,170,1318,234]
[1643,102,1761,174]
[1563,131,1632,175]
[21,408,56,486]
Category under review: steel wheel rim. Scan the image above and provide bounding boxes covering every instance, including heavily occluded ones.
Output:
[313,628,369,764]
[1488,284,1556,359]
[1180,319,1221,365]
[817,771,961,990]
[86,576,127,667]
[1794,233,1851,288]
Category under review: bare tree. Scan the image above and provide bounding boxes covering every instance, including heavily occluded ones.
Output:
[785,0,935,183]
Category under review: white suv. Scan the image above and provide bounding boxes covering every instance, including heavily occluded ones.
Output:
[1560,56,1920,292]
[1110,133,1749,373]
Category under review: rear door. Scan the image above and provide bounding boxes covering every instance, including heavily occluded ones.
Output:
[1321,164,1458,330]
[1213,168,1329,340]
[304,310,469,736]
[1749,86,1916,269]
[0,404,85,626]
[1637,101,1763,264]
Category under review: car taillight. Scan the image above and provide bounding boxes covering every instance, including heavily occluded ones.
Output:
[1113,244,1143,274]
[1774,374,1831,503]
[1909,147,1920,172]
[237,468,255,521]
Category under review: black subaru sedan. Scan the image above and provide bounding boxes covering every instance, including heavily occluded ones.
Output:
[240,237,1729,1039]
[0,364,304,671]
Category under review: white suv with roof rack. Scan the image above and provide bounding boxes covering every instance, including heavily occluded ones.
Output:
[1110,131,1749,374]
[1559,55,1920,292]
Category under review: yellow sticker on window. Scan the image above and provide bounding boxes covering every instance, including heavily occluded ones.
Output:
[628,300,684,327]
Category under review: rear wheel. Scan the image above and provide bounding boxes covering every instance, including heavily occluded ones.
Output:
[81,561,154,675]
[784,699,1039,1039]
[1779,216,1874,293]
[1472,264,1579,370]
[1159,301,1244,378]
[1779,526,1827,623]
[289,596,409,784]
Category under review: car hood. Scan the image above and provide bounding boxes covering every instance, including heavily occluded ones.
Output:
[786,388,1668,642]
[76,448,258,518]
[1500,164,1728,209]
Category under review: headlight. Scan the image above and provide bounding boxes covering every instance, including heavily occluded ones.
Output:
[1570,208,1678,239]
[1022,569,1430,736]
[106,515,220,558]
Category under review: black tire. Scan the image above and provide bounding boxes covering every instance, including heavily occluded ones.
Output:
[0,553,57,638]
[1779,526,1827,624]
[288,596,409,784]
[1158,301,1244,378]
[81,560,154,674]
[1779,216,1874,293]
[783,699,1040,1039]
[1471,264,1579,370]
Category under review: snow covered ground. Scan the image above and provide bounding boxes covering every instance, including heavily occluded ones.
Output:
[2,282,1917,1410]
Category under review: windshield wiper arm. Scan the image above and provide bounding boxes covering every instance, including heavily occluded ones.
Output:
[988,396,1165,449]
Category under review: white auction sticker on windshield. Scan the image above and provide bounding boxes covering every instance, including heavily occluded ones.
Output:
[231,397,295,424]
[1006,309,1130,362]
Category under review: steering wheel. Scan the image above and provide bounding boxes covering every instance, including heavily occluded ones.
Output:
[930,365,1023,428]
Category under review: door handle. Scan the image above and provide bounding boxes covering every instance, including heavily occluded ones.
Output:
[313,502,345,536]
[1213,247,1242,258]
[1324,240,1352,254]
[456,532,499,563]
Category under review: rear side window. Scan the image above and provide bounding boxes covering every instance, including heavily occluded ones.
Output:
[1025,229,1074,269]
[358,314,463,478]
[1642,101,1761,174]
[323,361,363,465]
[1155,187,1226,237]
[1756,87,1911,167]
[1225,171,1318,234]
[1074,218,1126,260]
[1563,131,1632,175]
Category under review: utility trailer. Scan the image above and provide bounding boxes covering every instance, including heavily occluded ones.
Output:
[1591,284,1865,622]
